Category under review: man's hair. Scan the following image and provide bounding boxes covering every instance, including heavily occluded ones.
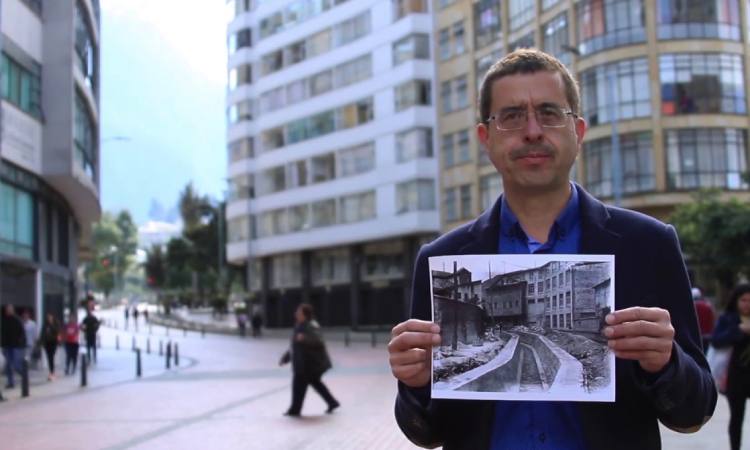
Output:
[478,48,580,123]
[298,303,314,321]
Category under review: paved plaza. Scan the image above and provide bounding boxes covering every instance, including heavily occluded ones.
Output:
[0,308,746,449]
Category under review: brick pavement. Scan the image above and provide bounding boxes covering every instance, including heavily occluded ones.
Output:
[0,310,746,449]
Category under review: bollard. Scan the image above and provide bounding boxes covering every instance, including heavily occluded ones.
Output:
[21,359,29,398]
[174,343,179,367]
[371,331,376,348]
[136,348,142,378]
[165,342,171,369]
[344,330,350,347]
[132,336,136,351]
[159,340,163,356]
[116,335,120,350]
[80,354,88,387]
[146,338,151,354]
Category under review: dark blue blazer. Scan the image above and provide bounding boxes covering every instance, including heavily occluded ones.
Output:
[395,184,717,450]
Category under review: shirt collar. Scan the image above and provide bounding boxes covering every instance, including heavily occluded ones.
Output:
[500,182,579,242]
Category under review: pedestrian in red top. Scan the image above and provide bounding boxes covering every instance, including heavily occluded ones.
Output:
[693,287,716,353]
[63,315,80,375]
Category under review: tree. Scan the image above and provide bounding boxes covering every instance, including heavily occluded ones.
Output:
[143,244,169,314]
[670,190,750,304]
[88,210,139,300]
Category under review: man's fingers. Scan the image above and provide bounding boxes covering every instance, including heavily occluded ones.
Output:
[605,307,670,326]
[391,319,440,338]
[611,349,665,361]
[608,336,672,352]
[391,360,429,381]
[390,348,431,367]
[604,320,674,340]
[388,330,441,353]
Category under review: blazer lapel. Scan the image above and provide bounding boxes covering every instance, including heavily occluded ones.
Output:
[576,184,622,256]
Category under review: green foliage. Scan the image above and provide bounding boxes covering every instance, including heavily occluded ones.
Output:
[670,190,750,291]
[143,244,166,289]
[89,210,138,298]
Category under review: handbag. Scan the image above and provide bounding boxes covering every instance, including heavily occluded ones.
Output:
[706,344,732,394]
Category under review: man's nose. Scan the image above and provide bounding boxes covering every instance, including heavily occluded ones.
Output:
[523,109,544,142]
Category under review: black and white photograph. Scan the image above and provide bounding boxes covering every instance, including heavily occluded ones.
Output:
[429,254,615,402]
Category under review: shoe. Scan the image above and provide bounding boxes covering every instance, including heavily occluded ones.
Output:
[326,401,340,414]
[284,410,301,418]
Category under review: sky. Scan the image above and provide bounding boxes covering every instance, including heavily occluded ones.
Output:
[100,0,228,226]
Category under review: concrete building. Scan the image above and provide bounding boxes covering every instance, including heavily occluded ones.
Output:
[224,0,440,327]
[435,0,750,231]
[0,0,101,323]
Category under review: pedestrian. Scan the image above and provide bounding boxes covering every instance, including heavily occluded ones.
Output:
[20,308,39,369]
[237,311,247,337]
[63,315,80,375]
[143,308,149,323]
[40,313,61,381]
[1,305,26,389]
[693,287,716,353]
[251,309,263,338]
[133,307,139,324]
[124,306,129,329]
[80,300,100,364]
[388,49,716,449]
[712,283,750,450]
[279,303,340,417]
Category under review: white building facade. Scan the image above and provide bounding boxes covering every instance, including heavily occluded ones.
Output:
[0,0,101,322]
[225,0,439,327]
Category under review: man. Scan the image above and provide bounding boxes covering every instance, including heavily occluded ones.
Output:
[20,309,39,369]
[388,49,716,449]
[1,305,26,389]
[692,287,715,353]
[80,299,100,364]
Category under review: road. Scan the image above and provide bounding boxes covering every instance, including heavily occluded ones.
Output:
[0,308,745,449]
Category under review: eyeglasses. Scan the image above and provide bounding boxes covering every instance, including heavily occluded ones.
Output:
[486,104,578,131]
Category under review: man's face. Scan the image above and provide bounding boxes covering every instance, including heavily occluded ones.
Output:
[477,71,585,195]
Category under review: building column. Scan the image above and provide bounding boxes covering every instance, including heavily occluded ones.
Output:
[402,236,418,321]
[349,245,362,329]
[301,251,311,305]
[35,269,43,326]
[260,257,271,326]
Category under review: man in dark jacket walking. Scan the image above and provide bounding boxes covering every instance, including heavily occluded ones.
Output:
[1,305,26,389]
[80,300,100,364]
[279,303,340,417]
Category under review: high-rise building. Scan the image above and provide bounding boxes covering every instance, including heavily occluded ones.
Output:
[0,0,101,322]
[436,0,750,231]
[225,0,440,327]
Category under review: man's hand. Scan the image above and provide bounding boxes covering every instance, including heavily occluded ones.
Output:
[388,319,441,388]
[604,307,674,374]
[739,322,750,334]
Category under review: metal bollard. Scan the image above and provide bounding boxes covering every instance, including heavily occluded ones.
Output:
[132,336,136,351]
[371,331,376,348]
[174,343,179,367]
[136,348,142,378]
[159,340,163,356]
[165,342,171,369]
[344,330,350,347]
[80,354,88,387]
[21,359,29,398]
[146,338,151,354]
[116,335,120,350]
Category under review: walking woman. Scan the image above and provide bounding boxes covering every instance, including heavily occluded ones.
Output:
[279,303,340,417]
[40,313,61,381]
[63,314,80,375]
[713,283,750,450]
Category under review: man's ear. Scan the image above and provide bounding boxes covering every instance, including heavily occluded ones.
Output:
[476,122,490,150]
[574,116,587,147]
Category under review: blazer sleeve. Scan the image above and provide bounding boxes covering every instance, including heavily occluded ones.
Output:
[394,245,445,448]
[633,224,717,432]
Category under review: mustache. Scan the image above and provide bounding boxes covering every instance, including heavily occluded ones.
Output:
[510,145,555,160]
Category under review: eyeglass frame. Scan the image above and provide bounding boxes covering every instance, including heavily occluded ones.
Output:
[484,103,579,132]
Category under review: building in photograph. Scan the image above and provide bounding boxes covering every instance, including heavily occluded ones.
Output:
[224,0,440,327]
[0,0,101,322]
[435,0,750,232]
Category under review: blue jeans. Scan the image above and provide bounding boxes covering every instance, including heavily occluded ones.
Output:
[2,347,24,387]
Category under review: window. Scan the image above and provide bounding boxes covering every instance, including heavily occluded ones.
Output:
[395,80,431,111]
[362,240,404,280]
[442,130,472,167]
[509,32,534,51]
[229,28,252,53]
[657,0,740,40]
[393,0,427,21]
[453,21,466,55]
[228,99,254,123]
[312,199,336,227]
[228,174,254,200]
[444,185,471,222]
[577,0,646,56]
[581,58,650,126]
[288,204,310,232]
[440,80,453,113]
[312,248,350,286]
[666,128,749,190]
[460,185,471,219]
[660,53,746,116]
[444,188,458,222]
[227,137,254,163]
[262,50,283,75]
[270,254,301,288]
[442,134,455,167]
[334,11,370,47]
[0,181,34,259]
[474,0,501,49]
[258,166,286,195]
[584,132,655,197]
[479,173,502,211]
[476,49,504,93]
[396,128,433,162]
[229,64,252,90]
[256,0,349,40]
[310,71,333,96]
[74,92,97,180]
[543,0,561,9]
[509,0,535,30]
[455,76,468,110]
[75,2,97,93]
[311,154,336,183]
[228,217,250,242]
[396,179,436,213]
[393,34,430,66]
[441,76,469,113]
[57,211,68,267]
[339,191,375,223]
[333,54,372,87]
[1,53,41,118]
[439,28,451,60]
[543,14,571,67]
[338,142,375,177]
[262,127,285,151]
[286,160,308,189]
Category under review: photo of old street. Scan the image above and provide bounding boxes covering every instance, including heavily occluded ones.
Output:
[430,256,614,401]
